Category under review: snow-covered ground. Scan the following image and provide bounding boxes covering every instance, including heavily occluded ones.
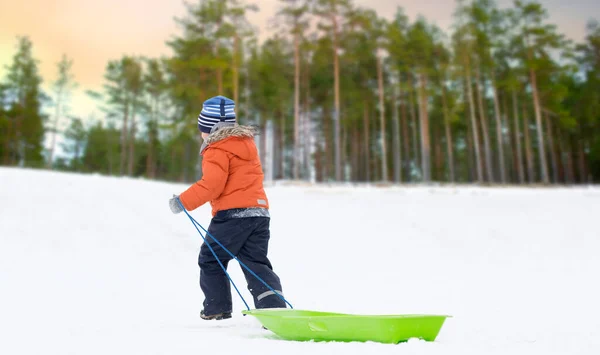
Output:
[1,167,599,355]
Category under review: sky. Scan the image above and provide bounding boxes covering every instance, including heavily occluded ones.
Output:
[1,0,599,121]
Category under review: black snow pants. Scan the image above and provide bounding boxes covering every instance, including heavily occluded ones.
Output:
[198,208,286,315]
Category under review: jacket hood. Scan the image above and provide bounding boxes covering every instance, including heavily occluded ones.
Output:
[202,124,258,160]
[205,124,257,144]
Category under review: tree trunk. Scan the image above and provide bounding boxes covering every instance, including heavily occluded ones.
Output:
[108,127,115,176]
[73,141,80,172]
[490,76,506,184]
[523,105,535,183]
[15,104,23,166]
[260,117,267,172]
[146,101,156,179]
[152,100,160,178]
[544,111,558,184]
[3,119,11,165]
[433,122,443,181]
[418,72,431,182]
[323,109,332,180]
[352,126,359,181]
[303,56,311,180]
[120,102,129,176]
[475,66,493,182]
[564,133,575,184]
[301,111,310,180]
[146,130,153,178]
[279,112,285,179]
[363,103,370,182]
[529,68,549,183]
[556,128,566,183]
[332,13,341,181]
[376,55,388,182]
[553,123,563,183]
[232,34,240,105]
[393,73,402,183]
[47,96,61,169]
[127,111,136,176]
[570,135,579,183]
[512,90,525,184]
[272,120,279,180]
[408,75,420,176]
[315,138,323,182]
[146,138,154,179]
[293,32,301,180]
[401,87,410,182]
[464,59,483,182]
[215,38,223,95]
[371,109,379,181]
[502,92,513,182]
[466,111,475,182]
[341,123,347,181]
[578,140,587,183]
[441,82,455,183]
[199,68,206,102]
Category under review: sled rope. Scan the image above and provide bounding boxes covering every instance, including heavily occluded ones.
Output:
[177,200,293,311]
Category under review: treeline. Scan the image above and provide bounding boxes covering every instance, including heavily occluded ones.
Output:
[1,0,599,184]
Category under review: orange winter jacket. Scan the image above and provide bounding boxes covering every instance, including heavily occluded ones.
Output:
[179,125,269,216]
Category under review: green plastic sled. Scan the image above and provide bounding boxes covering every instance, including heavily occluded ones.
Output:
[242,309,450,344]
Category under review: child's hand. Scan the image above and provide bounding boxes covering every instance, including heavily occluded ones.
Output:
[169,195,184,214]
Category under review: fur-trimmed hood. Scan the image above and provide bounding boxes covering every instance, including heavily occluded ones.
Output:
[204,124,257,145]
[201,124,259,159]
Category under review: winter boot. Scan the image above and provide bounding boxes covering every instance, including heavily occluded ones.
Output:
[200,310,232,320]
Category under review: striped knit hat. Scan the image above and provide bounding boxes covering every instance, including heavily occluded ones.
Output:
[197,95,236,133]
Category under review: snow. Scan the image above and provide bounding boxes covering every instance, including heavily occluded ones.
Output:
[1,167,599,355]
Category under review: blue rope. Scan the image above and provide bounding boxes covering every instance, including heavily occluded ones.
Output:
[177,199,294,310]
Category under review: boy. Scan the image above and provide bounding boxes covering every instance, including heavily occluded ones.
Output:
[168,95,286,320]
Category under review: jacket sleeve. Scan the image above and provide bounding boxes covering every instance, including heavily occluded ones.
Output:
[179,148,229,211]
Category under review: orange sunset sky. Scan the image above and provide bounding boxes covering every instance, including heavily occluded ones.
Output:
[1,0,598,119]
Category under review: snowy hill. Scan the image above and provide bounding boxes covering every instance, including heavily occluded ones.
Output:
[1,167,599,355]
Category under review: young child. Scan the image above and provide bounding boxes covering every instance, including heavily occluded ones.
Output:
[168,95,286,320]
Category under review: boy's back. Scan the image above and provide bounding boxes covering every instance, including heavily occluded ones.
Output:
[179,124,269,216]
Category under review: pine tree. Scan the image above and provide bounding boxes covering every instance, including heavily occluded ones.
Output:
[2,36,45,167]
[143,59,168,179]
[469,0,508,183]
[103,57,143,176]
[124,58,144,176]
[454,2,484,183]
[246,36,294,179]
[222,0,258,106]
[432,41,456,182]
[387,8,411,181]
[374,16,389,182]
[511,0,568,183]
[278,0,310,180]
[0,84,9,162]
[314,0,353,181]
[61,117,86,171]
[82,121,120,175]
[574,20,600,181]
[47,54,77,168]
[406,17,437,182]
